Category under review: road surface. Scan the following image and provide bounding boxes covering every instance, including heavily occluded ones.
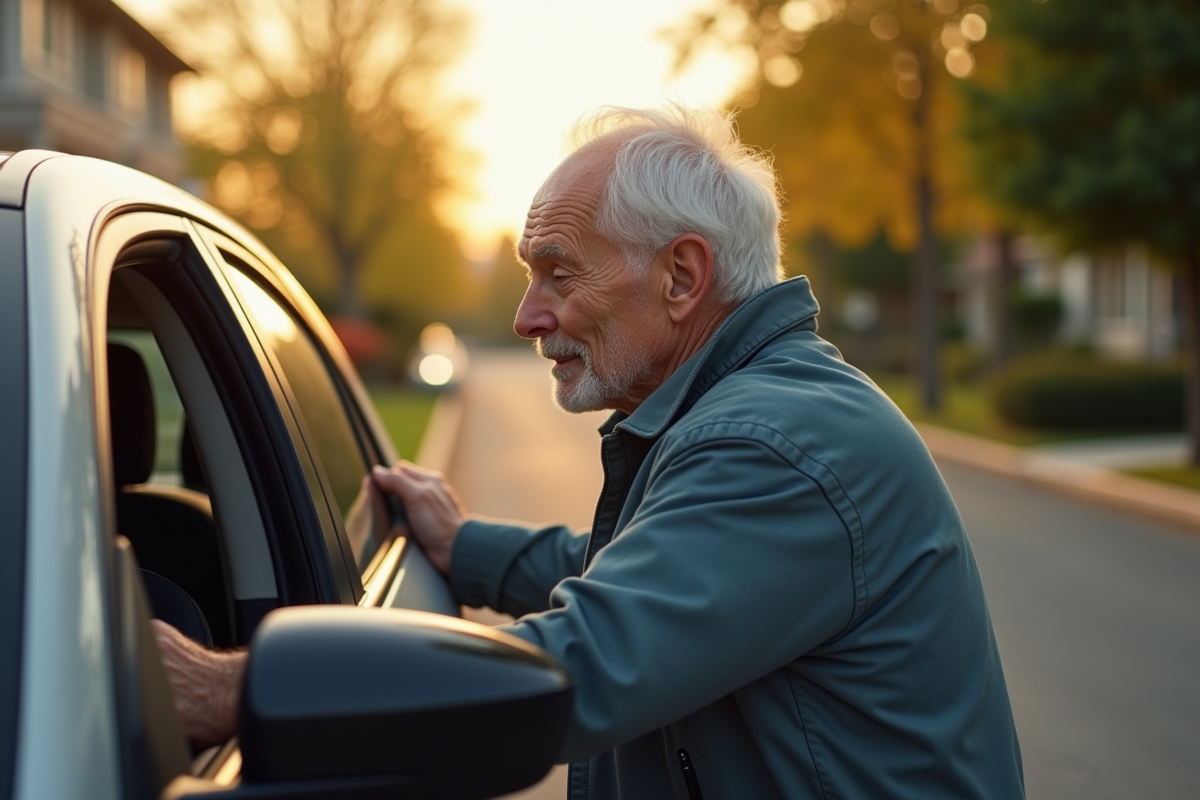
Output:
[448,348,605,800]
[942,461,1200,799]
[448,348,1200,799]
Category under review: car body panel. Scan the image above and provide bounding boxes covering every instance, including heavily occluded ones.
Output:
[16,155,123,800]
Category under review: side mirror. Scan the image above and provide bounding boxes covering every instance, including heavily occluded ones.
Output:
[165,606,573,800]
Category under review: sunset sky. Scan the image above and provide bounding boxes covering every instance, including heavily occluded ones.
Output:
[115,0,754,261]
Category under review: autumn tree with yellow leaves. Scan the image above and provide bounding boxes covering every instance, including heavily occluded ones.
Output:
[164,0,475,332]
[671,0,996,410]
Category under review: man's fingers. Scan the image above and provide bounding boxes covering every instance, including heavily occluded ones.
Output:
[150,618,190,654]
[371,464,416,497]
[149,618,175,638]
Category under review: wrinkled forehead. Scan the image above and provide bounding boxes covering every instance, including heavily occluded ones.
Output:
[518,145,615,261]
[520,136,633,256]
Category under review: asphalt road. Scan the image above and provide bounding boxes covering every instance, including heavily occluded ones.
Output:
[941,461,1200,799]
[449,348,606,800]
[449,349,1200,799]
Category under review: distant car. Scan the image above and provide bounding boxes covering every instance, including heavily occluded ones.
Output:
[0,151,570,800]
[409,322,471,389]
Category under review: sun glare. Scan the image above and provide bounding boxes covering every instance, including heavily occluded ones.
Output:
[116,0,754,263]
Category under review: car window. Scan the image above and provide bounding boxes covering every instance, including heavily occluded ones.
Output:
[107,257,276,649]
[223,264,389,574]
[106,329,186,483]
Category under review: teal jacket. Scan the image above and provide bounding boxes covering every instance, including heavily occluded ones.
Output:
[450,278,1024,800]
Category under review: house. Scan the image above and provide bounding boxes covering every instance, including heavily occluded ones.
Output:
[0,0,191,183]
[958,235,1178,362]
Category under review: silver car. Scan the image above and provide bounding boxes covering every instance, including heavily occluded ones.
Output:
[0,151,571,800]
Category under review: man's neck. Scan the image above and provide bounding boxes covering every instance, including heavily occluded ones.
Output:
[614,299,736,415]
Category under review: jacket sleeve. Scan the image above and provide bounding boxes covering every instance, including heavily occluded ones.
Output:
[449,517,590,617]
[498,430,858,762]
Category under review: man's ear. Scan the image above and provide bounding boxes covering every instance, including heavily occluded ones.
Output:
[659,233,715,323]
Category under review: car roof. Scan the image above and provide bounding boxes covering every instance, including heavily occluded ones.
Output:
[0,151,296,283]
[0,151,60,209]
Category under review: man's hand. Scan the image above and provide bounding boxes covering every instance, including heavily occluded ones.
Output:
[151,620,246,748]
[372,462,466,575]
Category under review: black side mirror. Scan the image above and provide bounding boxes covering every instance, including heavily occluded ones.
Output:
[164,606,573,800]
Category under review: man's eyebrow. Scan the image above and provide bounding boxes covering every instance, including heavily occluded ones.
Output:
[531,243,572,262]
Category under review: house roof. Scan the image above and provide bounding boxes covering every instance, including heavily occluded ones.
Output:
[77,0,194,74]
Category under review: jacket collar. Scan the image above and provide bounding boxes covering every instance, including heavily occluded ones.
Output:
[598,276,820,440]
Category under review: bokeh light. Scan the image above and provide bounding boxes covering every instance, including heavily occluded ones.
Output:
[417,353,455,387]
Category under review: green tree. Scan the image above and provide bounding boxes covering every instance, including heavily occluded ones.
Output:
[166,0,473,326]
[961,0,1200,459]
[670,0,997,411]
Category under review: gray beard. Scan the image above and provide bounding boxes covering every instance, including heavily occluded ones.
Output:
[536,329,651,413]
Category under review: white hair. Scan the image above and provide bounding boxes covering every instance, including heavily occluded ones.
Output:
[569,105,784,304]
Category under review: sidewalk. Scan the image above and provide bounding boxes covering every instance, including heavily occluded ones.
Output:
[917,425,1200,531]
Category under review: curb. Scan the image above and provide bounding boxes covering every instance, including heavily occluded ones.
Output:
[916,423,1200,531]
[414,390,465,474]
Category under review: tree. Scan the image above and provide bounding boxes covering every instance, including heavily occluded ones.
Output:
[669,0,997,409]
[166,0,473,328]
[961,0,1200,459]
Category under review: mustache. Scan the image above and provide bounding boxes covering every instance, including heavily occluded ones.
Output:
[536,333,589,361]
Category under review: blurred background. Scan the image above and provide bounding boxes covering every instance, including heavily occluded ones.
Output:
[5,4,1200,798]
[3,0,1199,475]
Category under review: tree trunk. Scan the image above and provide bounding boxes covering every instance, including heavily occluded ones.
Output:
[1182,249,1200,465]
[333,236,364,319]
[912,49,939,412]
[993,229,1017,367]
[811,230,836,328]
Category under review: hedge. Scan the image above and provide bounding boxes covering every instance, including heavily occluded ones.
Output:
[990,357,1184,429]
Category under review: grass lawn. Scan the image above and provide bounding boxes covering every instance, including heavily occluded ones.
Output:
[368,386,440,461]
[1125,465,1200,492]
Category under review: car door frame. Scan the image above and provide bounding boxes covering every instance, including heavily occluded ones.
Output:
[94,209,362,616]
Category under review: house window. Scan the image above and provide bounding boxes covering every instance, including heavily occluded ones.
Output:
[80,19,107,105]
[22,0,74,79]
[112,45,146,118]
[147,70,172,138]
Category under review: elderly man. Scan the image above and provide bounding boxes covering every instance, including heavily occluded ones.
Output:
[157,106,1024,799]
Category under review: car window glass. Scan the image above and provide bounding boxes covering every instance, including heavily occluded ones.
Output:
[224,266,387,573]
[107,329,185,483]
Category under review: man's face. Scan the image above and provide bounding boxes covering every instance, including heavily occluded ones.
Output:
[514,146,665,414]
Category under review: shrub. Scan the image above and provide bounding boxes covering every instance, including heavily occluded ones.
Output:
[991,356,1184,428]
[1011,292,1064,352]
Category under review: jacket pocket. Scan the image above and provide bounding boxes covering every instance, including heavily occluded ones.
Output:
[677,749,705,800]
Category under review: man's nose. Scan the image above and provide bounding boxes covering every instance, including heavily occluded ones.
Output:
[514,283,558,340]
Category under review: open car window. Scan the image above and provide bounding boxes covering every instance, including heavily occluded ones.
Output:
[102,228,279,647]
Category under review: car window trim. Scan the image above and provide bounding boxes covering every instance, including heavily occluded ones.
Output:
[97,212,346,615]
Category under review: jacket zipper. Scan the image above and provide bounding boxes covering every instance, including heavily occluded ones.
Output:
[677,749,705,800]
